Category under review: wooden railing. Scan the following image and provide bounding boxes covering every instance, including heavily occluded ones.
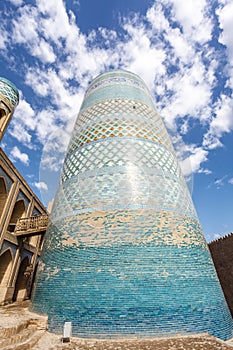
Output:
[15,215,49,236]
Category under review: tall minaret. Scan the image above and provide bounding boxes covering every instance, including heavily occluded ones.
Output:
[31,70,233,340]
[0,77,19,141]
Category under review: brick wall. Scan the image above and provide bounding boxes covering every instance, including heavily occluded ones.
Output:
[209,234,233,316]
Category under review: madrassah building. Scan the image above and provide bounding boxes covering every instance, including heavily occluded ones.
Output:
[0,77,48,305]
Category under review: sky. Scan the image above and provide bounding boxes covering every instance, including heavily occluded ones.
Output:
[0,0,233,242]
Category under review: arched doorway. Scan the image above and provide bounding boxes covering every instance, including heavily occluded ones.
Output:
[0,177,8,219]
[13,256,30,301]
[29,262,38,299]
[7,199,26,233]
[0,249,13,286]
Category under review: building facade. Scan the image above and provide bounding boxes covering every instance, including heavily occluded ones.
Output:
[0,77,48,304]
[31,70,233,340]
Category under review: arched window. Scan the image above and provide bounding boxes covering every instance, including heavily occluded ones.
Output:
[13,256,30,301]
[0,108,6,119]
[7,199,26,233]
[0,249,13,286]
[0,177,8,219]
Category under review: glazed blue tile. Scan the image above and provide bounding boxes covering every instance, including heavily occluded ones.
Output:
[31,70,233,340]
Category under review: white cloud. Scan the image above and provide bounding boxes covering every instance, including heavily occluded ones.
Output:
[9,96,36,146]
[31,38,56,63]
[10,146,29,165]
[217,0,233,111]
[213,233,221,240]
[0,24,9,50]
[12,6,39,44]
[146,4,170,32]
[198,168,212,175]
[170,0,212,43]
[229,178,233,185]
[3,0,232,179]
[122,28,166,89]
[37,0,73,42]
[217,0,233,65]
[214,176,227,189]
[211,96,233,136]
[203,95,233,149]
[25,69,50,97]
[7,0,23,6]
[11,5,56,64]
[33,181,48,191]
[179,146,208,176]
[9,124,32,145]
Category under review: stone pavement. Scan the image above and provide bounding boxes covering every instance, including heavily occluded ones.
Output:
[35,333,233,350]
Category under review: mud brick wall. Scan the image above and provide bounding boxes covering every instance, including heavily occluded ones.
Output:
[209,234,233,316]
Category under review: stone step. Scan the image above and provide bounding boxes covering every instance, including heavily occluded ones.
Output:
[0,324,37,348]
[0,320,30,338]
[2,329,45,350]
[0,310,48,350]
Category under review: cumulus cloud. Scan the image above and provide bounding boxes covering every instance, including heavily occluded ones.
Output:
[9,96,36,146]
[203,95,233,149]
[7,0,23,6]
[10,146,29,165]
[33,181,48,191]
[217,0,233,66]
[1,0,233,179]
[171,0,212,43]
[179,146,208,177]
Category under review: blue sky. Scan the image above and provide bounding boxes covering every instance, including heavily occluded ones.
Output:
[0,0,233,242]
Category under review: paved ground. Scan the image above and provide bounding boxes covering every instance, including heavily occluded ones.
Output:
[0,300,46,330]
[1,301,233,349]
[35,333,233,350]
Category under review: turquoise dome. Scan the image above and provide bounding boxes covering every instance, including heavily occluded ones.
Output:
[0,77,19,108]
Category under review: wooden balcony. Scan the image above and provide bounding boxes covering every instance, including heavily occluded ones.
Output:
[15,215,49,236]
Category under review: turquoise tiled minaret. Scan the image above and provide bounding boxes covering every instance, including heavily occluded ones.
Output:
[0,77,19,141]
[31,70,233,340]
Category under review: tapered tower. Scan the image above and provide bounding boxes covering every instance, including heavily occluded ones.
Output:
[31,70,233,340]
[0,77,19,141]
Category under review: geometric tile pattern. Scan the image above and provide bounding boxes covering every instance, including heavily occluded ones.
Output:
[57,167,196,221]
[0,77,19,108]
[62,138,179,182]
[32,70,233,341]
[67,99,173,156]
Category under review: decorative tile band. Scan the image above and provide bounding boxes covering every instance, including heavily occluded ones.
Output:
[67,98,173,157]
